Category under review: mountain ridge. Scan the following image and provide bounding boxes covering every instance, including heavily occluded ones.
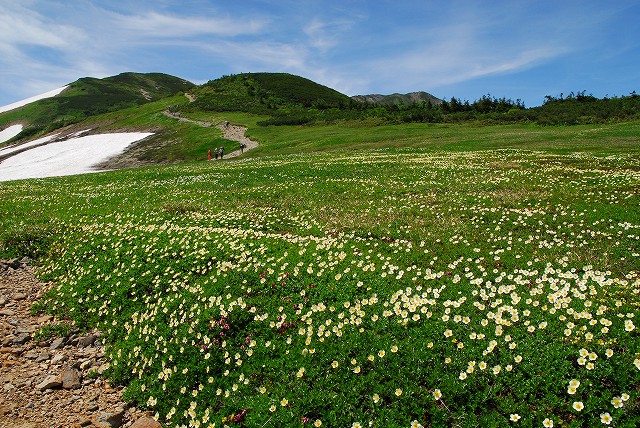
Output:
[352,91,442,106]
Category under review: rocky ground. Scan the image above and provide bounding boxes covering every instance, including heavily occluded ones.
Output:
[0,259,162,428]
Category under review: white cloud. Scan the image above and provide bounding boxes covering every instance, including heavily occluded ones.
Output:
[114,11,268,38]
[304,18,354,52]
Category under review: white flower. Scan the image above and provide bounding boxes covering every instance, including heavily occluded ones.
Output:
[600,412,613,425]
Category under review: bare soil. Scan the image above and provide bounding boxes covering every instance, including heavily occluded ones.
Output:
[0,260,158,428]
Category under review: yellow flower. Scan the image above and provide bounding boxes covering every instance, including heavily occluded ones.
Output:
[542,418,554,427]
[510,414,520,422]
[269,405,276,412]
[600,412,613,425]
[378,350,386,358]
[572,401,584,411]
[280,398,288,406]
[395,388,403,396]
[391,345,398,353]
[373,393,380,403]
[432,389,442,400]
[314,420,322,427]
[331,360,339,368]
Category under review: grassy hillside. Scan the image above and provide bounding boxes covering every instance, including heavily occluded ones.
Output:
[0,72,194,141]
[0,124,638,427]
[186,73,353,114]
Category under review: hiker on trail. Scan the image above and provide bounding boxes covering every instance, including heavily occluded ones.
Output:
[207,149,212,160]
[224,121,229,128]
[214,148,219,160]
[220,147,225,159]
[240,143,244,154]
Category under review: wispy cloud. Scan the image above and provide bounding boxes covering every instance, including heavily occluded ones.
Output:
[114,11,268,38]
[304,18,355,52]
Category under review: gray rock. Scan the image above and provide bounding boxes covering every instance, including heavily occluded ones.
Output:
[51,353,67,364]
[0,309,14,316]
[35,352,51,363]
[78,334,97,348]
[93,408,125,428]
[49,337,66,350]
[12,332,31,344]
[36,374,62,391]
[61,367,81,389]
[14,325,34,334]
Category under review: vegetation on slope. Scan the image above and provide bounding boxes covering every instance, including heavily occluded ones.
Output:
[0,138,638,427]
[0,72,194,141]
[186,73,353,114]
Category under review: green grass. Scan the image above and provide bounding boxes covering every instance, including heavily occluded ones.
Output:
[0,122,638,428]
[236,120,640,157]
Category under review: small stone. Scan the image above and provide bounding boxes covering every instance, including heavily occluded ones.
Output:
[23,350,40,360]
[87,402,99,412]
[12,332,31,344]
[0,309,14,316]
[15,325,34,334]
[78,334,97,348]
[12,292,27,301]
[130,417,163,428]
[50,337,66,350]
[51,353,67,364]
[61,367,82,389]
[36,374,62,391]
[93,409,125,428]
[35,352,51,363]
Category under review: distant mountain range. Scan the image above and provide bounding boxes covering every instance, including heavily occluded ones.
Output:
[351,91,442,106]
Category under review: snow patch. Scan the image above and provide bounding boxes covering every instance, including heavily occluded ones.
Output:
[0,125,23,144]
[0,132,153,182]
[0,134,58,156]
[0,86,68,114]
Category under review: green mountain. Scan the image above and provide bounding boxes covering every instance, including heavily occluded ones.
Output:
[0,72,194,139]
[352,91,442,106]
[185,72,353,113]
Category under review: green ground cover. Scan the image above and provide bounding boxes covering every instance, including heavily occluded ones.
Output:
[0,123,638,427]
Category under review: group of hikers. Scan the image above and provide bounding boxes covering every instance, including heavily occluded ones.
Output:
[206,121,249,160]
[207,147,225,160]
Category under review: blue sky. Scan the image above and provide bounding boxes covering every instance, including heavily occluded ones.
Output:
[1,0,638,107]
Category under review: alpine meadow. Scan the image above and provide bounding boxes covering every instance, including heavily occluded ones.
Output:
[0,72,638,428]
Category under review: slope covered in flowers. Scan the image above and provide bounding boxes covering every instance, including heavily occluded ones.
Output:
[1,148,638,427]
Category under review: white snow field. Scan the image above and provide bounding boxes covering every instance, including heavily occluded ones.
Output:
[0,132,153,182]
[0,124,23,144]
[0,133,58,156]
[0,86,68,113]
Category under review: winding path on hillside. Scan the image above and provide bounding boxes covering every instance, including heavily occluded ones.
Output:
[163,95,259,159]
